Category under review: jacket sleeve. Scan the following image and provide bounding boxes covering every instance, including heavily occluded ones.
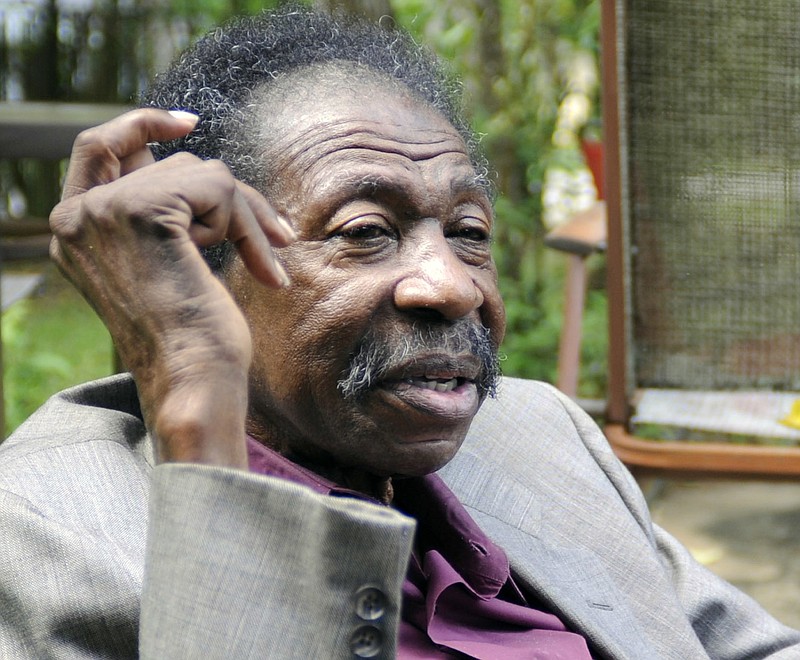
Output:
[140,464,415,659]
[0,462,415,660]
[0,488,141,659]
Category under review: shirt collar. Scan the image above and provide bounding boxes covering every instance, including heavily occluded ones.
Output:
[393,474,510,598]
[246,435,510,596]
[246,435,376,502]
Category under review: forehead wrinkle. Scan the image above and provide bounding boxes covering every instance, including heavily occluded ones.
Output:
[304,145,470,187]
[300,163,419,214]
[272,118,467,177]
[307,155,485,198]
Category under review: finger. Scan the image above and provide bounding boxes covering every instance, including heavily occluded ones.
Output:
[120,110,202,176]
[119,146,156,177]
[229,191,292,288]
[236,181,297,247]
[62,108,199,200]
[189,187,291,288]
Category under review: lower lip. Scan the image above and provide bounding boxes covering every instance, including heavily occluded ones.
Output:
[377,379,480,421]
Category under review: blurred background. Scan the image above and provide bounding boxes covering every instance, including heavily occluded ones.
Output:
[0,0,604,435]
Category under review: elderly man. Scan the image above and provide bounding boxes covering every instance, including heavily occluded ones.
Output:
[0,5,798,659]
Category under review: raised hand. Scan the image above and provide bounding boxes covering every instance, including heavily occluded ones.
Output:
[49,109,295,468]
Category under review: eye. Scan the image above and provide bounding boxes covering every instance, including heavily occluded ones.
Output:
[446,218,491,244]
[333,209,396,244]
[338,223,392,240]
[449,225,489,242]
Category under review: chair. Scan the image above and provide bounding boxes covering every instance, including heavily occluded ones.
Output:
[545,201,606,409]
[599,0,800,476]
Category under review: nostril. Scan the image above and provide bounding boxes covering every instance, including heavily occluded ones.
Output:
[410,307,447,323]
[393,269,482,321]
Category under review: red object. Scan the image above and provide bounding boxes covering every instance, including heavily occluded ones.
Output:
[581,139,604,200]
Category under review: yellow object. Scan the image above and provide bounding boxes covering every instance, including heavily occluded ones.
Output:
[780,399,800,429]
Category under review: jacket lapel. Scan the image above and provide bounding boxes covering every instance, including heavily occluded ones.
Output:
[465,506,659,660]
[439,448,662,660]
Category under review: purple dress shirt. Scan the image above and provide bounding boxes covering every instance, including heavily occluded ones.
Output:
[247,437,593,659]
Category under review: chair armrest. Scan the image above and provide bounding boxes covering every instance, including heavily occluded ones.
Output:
[544,201,607,256]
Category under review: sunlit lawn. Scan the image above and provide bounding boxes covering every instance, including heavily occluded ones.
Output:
[2,265,113,437]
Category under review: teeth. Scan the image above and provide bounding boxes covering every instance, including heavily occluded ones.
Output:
[407,377,459,392]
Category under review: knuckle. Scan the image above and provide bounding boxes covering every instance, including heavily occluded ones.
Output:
[204,158,232,175]
[167,151,200,166]
[50,188,121,243]
[72,126,114,159]
[71,128,120,180]
[82,189,118,230]
[203,159,236,191]
[49,199,85,242]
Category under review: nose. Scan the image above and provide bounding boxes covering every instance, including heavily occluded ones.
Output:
[394,227,484,321]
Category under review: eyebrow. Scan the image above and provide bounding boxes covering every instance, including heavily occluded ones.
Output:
[352,173,491,201]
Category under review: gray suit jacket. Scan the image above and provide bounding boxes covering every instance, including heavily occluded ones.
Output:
[0,374,798,659]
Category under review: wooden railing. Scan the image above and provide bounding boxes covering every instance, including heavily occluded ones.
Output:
[0,102,129,433]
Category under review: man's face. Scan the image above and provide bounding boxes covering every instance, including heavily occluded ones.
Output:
[225,74,506,478]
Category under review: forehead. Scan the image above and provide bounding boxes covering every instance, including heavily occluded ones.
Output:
[255,62,457,137]
[251,66,482,197]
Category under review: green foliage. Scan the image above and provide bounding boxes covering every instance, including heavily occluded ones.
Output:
[162,0,285,26]
[2,270,113,436]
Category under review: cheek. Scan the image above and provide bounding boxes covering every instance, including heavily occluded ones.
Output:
[247,276,385,391]
[282,247,392,353]
[292,283,381,364]
[476,272,506,345]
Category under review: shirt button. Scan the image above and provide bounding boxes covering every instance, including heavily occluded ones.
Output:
[349,624,383,658]
[353,586,386,621]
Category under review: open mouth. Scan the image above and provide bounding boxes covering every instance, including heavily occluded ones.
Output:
[337,348,487,422]
[375,368,480,423]
[401,376,467,393]
[373,352,481,403]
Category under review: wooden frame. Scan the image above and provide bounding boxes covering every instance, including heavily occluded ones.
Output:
[598,0,800,477]
[0,102,129,159]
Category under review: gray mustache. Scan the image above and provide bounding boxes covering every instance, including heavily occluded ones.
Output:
[338,320,500,400]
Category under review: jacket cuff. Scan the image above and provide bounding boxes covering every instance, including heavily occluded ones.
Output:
[141,463,415,659]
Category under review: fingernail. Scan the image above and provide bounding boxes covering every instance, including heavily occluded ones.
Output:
[274,259,291,288]
[277,214,298,240]
[168,109,199,125]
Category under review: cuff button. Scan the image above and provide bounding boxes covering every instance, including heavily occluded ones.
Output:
[353,585,386,621]
[349,624,383,658]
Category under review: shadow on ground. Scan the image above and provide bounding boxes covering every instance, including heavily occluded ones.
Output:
[646,479,800,629]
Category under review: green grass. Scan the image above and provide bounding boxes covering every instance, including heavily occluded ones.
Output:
[2,266,113,436]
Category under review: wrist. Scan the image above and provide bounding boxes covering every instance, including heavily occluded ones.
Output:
[149,368,250,469]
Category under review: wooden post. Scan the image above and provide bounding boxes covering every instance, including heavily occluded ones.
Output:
[544,201,607,399]
[600,0,628,424]
[556,254,589,397]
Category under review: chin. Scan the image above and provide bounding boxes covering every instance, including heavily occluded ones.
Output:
[374,436,464,479]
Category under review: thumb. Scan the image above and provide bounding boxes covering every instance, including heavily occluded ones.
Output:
[120,110,200,176]
[62,108,199,199]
